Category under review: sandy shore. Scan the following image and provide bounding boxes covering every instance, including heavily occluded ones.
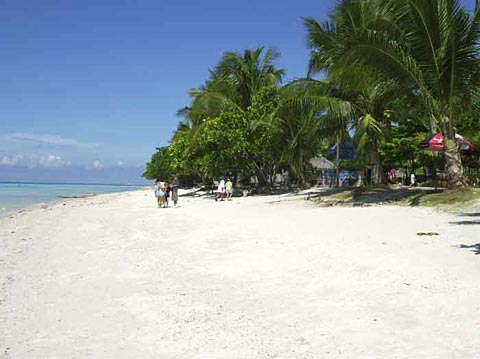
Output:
[1,189,479,358]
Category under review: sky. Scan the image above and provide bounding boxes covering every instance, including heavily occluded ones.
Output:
[0,0,476,184]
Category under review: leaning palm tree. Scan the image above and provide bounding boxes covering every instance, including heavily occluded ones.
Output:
[305,0,480,187]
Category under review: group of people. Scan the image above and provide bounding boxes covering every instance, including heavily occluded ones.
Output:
[215,177,233,201]
[154,175,234,207]
[154,175,180,208]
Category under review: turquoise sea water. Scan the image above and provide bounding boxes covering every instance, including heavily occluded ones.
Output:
[0,182,142,216]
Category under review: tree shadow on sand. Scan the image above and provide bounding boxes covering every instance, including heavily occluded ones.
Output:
[459,212,480,217]
[449,212,480,225]
[458,243,480,255]
[314,186,441,207]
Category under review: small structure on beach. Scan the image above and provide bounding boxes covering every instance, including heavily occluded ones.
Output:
[308,156,335,186]
[309,156,335,171]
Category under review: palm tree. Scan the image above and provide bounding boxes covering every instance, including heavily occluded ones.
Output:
[305,0,480,187]
[259,80,352,187]
[176,77,242,129]
[214,47,285,109]
[175,46,286,141]
[334,70,403,184]
[172,48,286,184]
[287,69,402,184]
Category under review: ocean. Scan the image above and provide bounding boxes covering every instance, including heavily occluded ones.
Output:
[0,182,143,216]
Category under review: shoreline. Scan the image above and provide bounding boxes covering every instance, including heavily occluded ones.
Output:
[1,189,479,358]
[0,183,147,219]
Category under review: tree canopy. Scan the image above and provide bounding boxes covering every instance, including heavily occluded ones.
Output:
[145,1,480,189]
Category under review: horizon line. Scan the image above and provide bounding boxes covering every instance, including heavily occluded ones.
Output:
[0,181,147,187]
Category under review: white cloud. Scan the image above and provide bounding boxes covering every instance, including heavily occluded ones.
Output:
[1,132,97,149]
[0,154,24,166]
[34,155,70,168]
[116,161,125,167]
[0,154,69,168]
[92,160,104,169]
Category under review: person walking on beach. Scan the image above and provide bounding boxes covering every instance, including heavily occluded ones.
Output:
[410,172,416,187]
[225,178,233,200]
[164,181,172,207]
[215,177,226,201]
[171,174,180,206]
[154,179,167,208]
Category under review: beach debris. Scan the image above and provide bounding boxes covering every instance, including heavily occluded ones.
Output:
[58,194,96,199]
[416,232,439,236]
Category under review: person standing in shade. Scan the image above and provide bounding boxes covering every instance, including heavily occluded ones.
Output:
[215,177,226,201]
[171,174,180,206]
[225,178,233,200]
[410,172,416,187]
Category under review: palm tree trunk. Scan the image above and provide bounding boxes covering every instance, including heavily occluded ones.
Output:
[370,146,384,185]
[444,136,467,188]
[335,135,340,187]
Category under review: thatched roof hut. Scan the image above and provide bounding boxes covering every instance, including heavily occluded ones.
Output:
[309,156,334,170]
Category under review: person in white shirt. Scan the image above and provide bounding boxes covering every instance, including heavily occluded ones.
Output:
[154,179,167,208]
[215,177,226,201]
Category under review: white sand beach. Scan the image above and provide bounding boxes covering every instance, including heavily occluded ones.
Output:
[1,189,479,358]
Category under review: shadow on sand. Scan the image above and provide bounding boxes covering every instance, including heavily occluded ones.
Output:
[450,220,480,225]
[458,243,480,255]
[313,186,442,207]
[449,212,480,226]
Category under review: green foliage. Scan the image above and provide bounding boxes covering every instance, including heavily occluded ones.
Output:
[169,128,197,177]
[305,0,480,187]
[419,188,480,206]
[246,86,283,184]
[214,47,285,109]
[146,0,480,189]
[192,110,250,178]
[380,121,426,169]
[142,147,173,180]
[169,86,284,183]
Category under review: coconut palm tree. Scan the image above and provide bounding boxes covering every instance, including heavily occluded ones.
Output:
[288,69,403,184]
[178,47,285,125]
[171,48,286,184]
[214,47,285,109]
[305,0,480,187]
[257,80,352,186]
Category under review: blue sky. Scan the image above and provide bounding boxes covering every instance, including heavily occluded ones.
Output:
[0,0,476,183]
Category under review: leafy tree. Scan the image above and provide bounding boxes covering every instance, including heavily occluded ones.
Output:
[142,146,173,180]
[191,110,250,179]
[169,48,286,185]
[245,85,283,185]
